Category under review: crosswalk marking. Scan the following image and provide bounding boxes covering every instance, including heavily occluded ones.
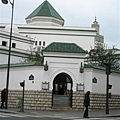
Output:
[0,113,28,118]
[0,113,120,120]
[0,114,9,117]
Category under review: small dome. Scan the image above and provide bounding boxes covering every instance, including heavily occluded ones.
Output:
[4,25,19,34]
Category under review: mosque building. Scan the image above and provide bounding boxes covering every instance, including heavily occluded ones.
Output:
[0,0,120,110]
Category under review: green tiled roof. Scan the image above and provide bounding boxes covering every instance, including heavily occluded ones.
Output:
[84,64,120,73]
[26,0,64,21]
[0,62,43,69]
[43,42,87,53]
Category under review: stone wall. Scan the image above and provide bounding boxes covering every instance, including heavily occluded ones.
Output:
[72,92,120,110]
[109,94,120,109]
[0,90,120,110]
[8,90,52,110]
[72,91,84,110]
[90,93,120,110]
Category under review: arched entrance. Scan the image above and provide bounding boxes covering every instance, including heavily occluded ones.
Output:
[52,73,73,107]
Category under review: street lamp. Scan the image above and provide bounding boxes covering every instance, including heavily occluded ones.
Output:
[80,62,84,73]
[44,61,48,71]
[1,0,14,109]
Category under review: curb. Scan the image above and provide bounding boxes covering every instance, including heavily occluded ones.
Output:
[0,109,120,118]
[0,109,19,114]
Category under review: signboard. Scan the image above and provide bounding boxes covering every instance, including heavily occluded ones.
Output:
[42,82,49,90]
[92,77,97,83]
[77,83,84,91]
[29,74,34,80]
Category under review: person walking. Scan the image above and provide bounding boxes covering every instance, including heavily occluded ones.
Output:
[83,91,90,118]
[1,88,6,109]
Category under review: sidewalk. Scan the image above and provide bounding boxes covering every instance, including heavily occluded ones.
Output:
[0,107,120,118]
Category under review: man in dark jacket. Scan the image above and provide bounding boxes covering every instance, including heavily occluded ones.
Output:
[83,91,90,118]
[1,88,6,109]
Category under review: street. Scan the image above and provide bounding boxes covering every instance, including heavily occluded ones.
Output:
[0,112,120,120]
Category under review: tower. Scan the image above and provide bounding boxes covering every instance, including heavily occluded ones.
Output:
[91,16,100,35]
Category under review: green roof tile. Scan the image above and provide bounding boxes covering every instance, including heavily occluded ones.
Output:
[26,0,64,21]
[43,42,87,53]
[0,62,43,69]
[84,64,120,73]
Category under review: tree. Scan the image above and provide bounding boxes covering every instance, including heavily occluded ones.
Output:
[86,43,120,71]
[22,46,44,64]
[26,51,43,63]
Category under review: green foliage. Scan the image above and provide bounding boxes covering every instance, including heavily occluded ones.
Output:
[23,51,43,64]
[87,44,120,71]
[16,97,22,108]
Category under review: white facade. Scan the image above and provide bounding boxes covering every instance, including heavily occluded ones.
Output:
[0,23,103,52]
[26,16,64,26]
[0,0,119,96]
[0,58,120,94]
[0,29,34,64]
[84,68,120,94]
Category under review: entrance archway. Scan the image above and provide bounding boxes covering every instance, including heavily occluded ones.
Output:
[52,73,73,107]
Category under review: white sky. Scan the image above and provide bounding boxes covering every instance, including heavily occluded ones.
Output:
[0,0,120,48]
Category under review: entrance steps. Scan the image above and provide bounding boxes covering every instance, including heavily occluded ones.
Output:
[52,107,72,111]
[53,95,71,107]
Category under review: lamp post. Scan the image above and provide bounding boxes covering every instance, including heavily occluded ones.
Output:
[104,63,111,114]
[1,0,14,109]
[20,80,25,112]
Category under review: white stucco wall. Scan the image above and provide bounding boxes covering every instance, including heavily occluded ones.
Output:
[0,31,33,50]
[0,53,24,64]
[92,70,106,93]
[13,25,96,51]
[84,69,93,92]
[43,57,84,91]
[0,66,43,90]
[0,68,7,89]
[79,68,120,95]
[109,73,120,94]
[0,54,8,64]
[31,34,95,51]
[0,64,120,95]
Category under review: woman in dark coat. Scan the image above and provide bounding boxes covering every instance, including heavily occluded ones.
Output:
[83,91,90,118]
[1,89,6,109]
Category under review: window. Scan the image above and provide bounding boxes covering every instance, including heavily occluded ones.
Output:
[12,43,16,48]
[35,41,37,45]
[43,41,45,46]
[2,41,7,46]
[39,41,41,45]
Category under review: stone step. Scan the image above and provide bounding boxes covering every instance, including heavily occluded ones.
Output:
[52,107,72,111]
[53,103,70,107]
[53,95,70,107]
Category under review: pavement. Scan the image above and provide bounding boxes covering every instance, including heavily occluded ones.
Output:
[0,107,120,118]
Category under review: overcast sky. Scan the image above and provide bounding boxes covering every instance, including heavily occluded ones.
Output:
[0,0,120,48]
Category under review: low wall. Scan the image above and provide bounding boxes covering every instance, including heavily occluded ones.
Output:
[72,91,84,110]
[90,93,120,109]
[72,92,120,110]
[8,90,52,110]
[0,90,120,110]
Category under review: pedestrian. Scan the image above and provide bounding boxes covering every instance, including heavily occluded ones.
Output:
[83,91,90,118]
[1,88,6,109]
